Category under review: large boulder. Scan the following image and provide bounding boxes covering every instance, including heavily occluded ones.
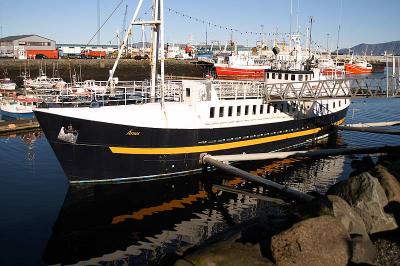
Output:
[271,216,350,266]
[351,234,377,265]
[327,195,368,236]
[372,165,400,204]
[327,195,377,264]
[175,234,273,266]
[327,172,398,234]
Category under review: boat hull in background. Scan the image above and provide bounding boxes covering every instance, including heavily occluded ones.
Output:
[215,66,266,78]
[345,64,373,74]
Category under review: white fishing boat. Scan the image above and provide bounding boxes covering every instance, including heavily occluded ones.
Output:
[0,78,17,91]
[24,70,64,90]
[34,0,351,183]
[1,97,38,119]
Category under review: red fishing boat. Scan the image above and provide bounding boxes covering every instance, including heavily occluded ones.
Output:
[214,53,271,78]
[345,59,373,74]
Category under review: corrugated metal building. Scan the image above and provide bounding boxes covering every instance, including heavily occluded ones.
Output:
[0,34,56,59]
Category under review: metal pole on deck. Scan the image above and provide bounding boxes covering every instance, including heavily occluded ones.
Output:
[386,55,389,97]
[150,0,160,102]
[393,55,396,96]
[159,0,165,108]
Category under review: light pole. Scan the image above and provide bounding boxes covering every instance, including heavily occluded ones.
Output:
[326,33,330,55]
[260,24,264,45]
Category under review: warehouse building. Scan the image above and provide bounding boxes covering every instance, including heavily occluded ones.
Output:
[0,34,57,59]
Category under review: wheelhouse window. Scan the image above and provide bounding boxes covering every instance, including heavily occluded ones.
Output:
[252,105,257,115]
[339,100,341,107]
[237,106,241,116]
[267,104,271,113]
[272,73,275,79]
[186,88,190,97]
[210,107,215,118]
[228,106,233,117]
[219,107,224,117]
[291,75,296,81]
[285,74,289,80]
[273,104,277,113]
[260,104,264,114]
[278,73,282,79]
[298,75,303,81]
[266,73,270,79]
[245,105,249,115]
[333,102,336,108]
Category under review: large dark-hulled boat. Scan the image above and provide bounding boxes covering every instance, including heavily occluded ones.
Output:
[34,0,350,183]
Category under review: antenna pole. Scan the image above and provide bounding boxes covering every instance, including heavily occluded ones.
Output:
[296,0,299,33]
[326,33,330,55]
[289,0,292,53]
[160,0,165,108]
[308,16,314,58]
[97,0,100,45]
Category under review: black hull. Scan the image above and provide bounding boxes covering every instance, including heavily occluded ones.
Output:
[34,108,348,183]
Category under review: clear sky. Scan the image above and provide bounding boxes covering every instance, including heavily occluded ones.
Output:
[1,0,399,49]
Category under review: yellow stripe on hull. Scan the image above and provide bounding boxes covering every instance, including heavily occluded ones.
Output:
[109,118,345,155]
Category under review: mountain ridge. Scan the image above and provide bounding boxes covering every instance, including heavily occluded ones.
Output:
[338,41,400,56]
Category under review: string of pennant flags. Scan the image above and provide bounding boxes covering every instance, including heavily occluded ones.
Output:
[135,6,325,50]
[166,7,291,37]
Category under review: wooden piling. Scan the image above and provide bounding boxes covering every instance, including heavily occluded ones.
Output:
[0,119,40,135]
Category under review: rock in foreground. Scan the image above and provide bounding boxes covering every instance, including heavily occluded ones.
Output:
[271,215,350,266]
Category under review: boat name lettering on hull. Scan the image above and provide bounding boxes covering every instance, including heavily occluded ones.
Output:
[126,130,140,136]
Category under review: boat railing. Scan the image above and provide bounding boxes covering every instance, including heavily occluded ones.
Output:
[212,80,264,100]
[209,77,398,102]
[32,76,400,107]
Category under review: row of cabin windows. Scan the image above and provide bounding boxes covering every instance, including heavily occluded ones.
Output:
[266,72,314,81]
[209,99,348,119]
[210,103,294,118]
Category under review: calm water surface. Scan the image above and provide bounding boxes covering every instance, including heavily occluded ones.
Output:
[1,89,400,265]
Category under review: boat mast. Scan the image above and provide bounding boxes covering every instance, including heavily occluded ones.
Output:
[289,0,292,54]
[150,0,160,102]
[159,0,165,107]
[308,16,313,58]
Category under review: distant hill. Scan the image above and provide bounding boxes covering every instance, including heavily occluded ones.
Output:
[338,41,400,56]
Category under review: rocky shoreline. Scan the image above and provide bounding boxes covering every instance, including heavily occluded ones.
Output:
[170,154,400,266]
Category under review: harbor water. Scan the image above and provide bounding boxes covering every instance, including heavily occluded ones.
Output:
[1,77,400,265]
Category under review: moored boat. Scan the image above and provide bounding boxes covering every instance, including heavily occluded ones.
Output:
[345,59,373,74]
[1,97,39,119]
[0,78,17,91]
[214,52,271,78]
[34,0,351,184]
[317,58,344,76]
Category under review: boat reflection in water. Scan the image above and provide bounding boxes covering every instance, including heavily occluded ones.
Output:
[43,137,346,265]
